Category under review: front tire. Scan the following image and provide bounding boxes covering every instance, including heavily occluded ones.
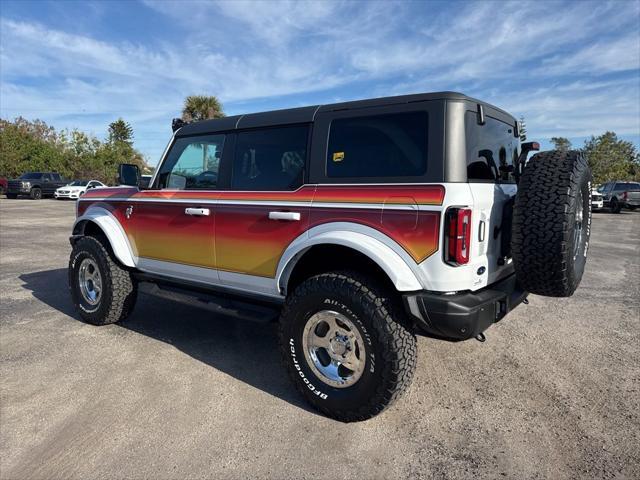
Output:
[68,236,137,325]
[610,198,621,213]
[279,271,416,422]
[30,187,42,200]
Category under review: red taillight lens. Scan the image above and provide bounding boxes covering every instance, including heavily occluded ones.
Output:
[445,208,472,265]
[623,191,628,201]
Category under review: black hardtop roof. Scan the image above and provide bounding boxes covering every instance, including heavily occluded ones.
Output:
[177,91,516,136]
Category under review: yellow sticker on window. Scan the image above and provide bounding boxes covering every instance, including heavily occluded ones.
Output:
[332,152,345,162]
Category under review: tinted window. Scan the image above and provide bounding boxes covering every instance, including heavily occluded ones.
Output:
[19,173,42,180]
[51,173,61,181]
[157,134,225,190]
[232,125,308,190]
[327,111,428,178]
[615,182,640,192]
[70,180,88,186]
[465,112,519,182]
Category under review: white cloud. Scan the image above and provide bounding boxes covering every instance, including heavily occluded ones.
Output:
[0,0,638,163]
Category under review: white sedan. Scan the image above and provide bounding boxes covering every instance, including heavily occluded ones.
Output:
[55,180,106,200]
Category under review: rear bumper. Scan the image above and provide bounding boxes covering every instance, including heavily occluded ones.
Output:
[403,273,528,341]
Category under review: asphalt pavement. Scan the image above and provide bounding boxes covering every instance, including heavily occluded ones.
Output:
[1,198,638,479]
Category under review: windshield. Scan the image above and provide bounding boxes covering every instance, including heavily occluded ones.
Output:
[68,181,88,186]
[19,173,42,179]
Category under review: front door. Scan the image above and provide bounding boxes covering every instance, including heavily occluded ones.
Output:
[128,134,226,282]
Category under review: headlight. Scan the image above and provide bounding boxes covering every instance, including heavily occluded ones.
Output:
[22,181,30,187]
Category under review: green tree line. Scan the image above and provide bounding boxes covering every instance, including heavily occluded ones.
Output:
[2,97,636,186]
[551,133,640,184]
[0,117,149,184]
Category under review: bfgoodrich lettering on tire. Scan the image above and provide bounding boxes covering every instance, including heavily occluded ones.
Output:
[68,236,137,325]
[278,271,417,422]
[512,150,592,297]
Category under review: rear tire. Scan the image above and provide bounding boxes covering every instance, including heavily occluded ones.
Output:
[30,187,42,200]
[512,150,592,297]
[279,271,416,422]
[68,236,137,325]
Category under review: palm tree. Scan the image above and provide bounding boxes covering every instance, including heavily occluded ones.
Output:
[181,96,225,171]
[181,95,225,122]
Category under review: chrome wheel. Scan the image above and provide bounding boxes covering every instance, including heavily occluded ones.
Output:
[302,310,366,388]
[573,191,584,259]
[78,258,102,306]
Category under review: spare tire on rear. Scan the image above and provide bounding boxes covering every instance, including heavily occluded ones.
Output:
[511,150,592,297]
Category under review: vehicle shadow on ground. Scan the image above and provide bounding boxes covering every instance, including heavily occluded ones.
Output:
[19,268,317,415]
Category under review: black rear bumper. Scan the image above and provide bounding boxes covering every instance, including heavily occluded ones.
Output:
[403,273,528,341]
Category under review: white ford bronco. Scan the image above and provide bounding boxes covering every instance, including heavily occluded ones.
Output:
[68,92,591,421]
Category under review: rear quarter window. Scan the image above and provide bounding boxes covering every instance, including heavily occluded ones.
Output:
[326,111,428,178]
[465,111,519,183]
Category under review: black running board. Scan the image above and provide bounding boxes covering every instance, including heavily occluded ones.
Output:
[138,281,280,324]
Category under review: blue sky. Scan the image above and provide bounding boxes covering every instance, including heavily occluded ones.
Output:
[1,0,639,165]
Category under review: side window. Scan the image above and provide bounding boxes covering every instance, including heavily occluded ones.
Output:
[231,125,308,191]
[87,181,99,188]
[465,112,519,182]
[157,134,225,190]
[43,173,52,182]
[327,111,428,178]
[51,173,61,181]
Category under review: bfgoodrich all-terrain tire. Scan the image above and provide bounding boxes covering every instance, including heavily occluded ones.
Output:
[279,271,417,422]
[512,150,592,297]
[69,236,137,325]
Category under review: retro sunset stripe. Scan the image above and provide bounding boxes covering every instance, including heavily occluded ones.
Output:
[80,184,445,206]
[78,184,444,278]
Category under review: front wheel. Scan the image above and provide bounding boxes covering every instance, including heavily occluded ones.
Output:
[279,271,416,422]
[610,198,621,213]
[69,236,137,325]
[30,187,42,200]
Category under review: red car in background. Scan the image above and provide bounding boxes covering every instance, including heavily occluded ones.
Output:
[0,177,7,196]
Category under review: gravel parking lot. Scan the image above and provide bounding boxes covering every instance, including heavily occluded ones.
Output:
[1,198,638,479]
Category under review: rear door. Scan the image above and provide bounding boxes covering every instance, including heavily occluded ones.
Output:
[215,124,312,295]
[126,134,227,282]
[464,111,520,285]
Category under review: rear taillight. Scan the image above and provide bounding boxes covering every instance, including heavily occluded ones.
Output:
[445,208,472,265]
[623,191,628,201]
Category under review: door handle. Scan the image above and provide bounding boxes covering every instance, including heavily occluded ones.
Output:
[185,207,210,216]
[268,211,301,221]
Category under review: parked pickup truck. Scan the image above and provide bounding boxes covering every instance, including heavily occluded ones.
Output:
[598,181,640,213]
[6,172,67,199]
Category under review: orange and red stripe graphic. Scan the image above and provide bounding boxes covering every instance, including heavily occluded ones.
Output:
[79,184,444,277]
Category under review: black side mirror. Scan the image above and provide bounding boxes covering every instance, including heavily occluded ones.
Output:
[118,164,140,187]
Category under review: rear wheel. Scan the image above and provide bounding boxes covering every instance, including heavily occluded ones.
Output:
[279,271,416,422]
[512,150,592,297]
[68,236,137,325]
[30,187,42,200]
